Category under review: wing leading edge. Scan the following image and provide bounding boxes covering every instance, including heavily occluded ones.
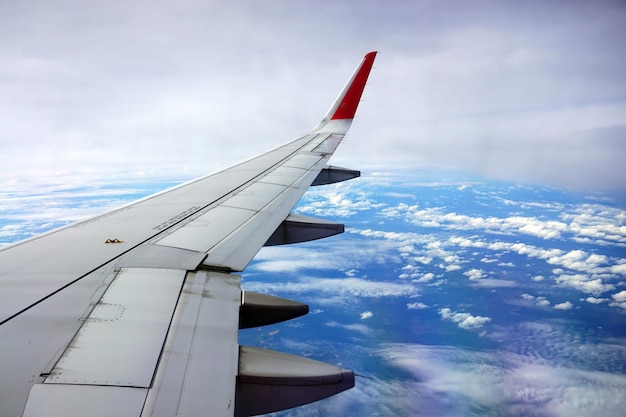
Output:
[0,51,377,417]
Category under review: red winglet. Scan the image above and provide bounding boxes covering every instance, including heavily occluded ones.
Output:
[330,51,377,120]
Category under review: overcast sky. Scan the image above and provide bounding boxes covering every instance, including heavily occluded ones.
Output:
[1,0,625,194]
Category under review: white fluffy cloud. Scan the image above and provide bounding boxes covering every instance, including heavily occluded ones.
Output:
[562,205,626,246]
[522,293,551,307]
[584,297,607,304]
[554,301,574,310]
[464,268,485,280]
[439,308,491,330]
[380,200,626,248]
[610,290,626,310]
[356,229,462,274]
[417,272,436,282]
[360,311,373,320]
[612,290,626,302]
[611,264,626,275]
[444,236,623,299]
[389,206,571,240]
[297,187,385,218]
[547,250,608,273]
[555,274,615,296]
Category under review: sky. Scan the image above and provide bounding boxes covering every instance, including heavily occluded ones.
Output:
[1,0,625,195]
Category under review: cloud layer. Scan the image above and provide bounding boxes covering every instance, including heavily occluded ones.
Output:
[1,1,625,193]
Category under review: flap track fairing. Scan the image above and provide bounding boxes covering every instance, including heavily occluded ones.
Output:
[239,291,309,329]
[235,346,355,416]
[264,214,344,246]
[311,165,360,186]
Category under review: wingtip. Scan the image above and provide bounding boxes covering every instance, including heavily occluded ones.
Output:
[312,51,377,133]
[328,51,377,121]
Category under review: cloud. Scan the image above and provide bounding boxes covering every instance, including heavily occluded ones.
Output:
[326,321,372,336]
[296,186,386,218]
[444,264,462,272]
[610,290,626,310]
[547,250,608,272]
[611,290,626,302]
[554,301,573,310]
[438,308,491,330]
[378,342,626,417]
[463,268,484,280]
[360,311,373,320]
[480,257,499,264]
[242,276,420,306]
[521,293,551,307]
[470,278,517,288]
[384,202,626,249]
[355,229,462,273]
[400,207,570,240]
[492,320,626,372]
[391,205,572,240]
[407,302,428,310]
[611,264,626,275]
[2,0,625,205]
[562,205,626,246]
[417,273,436,283]
[335,201,624,304]
[310,371,424,417]
[250,238,401,274]
[584,297,607,304]
[398,264,418,280]
[444,235,622,297]
[555,274,615,296]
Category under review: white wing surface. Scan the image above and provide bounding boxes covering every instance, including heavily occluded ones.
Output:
[0,51,377,417]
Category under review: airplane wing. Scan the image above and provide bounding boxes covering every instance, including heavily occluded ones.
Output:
[0,51,377,417]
